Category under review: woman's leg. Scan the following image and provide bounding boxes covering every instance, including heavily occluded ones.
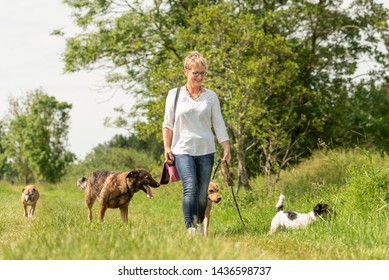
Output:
[175,153,214,229]
[175,154,198,229]
[194,153,214,223]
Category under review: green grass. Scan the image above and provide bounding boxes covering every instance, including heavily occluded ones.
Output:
[1,149,388,260]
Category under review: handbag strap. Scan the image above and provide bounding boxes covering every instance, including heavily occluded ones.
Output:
[173,86,180,125]
[167,87,180,165]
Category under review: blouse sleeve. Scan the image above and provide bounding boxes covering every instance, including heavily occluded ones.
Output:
[162,88,176,131]
[211,92,229,143]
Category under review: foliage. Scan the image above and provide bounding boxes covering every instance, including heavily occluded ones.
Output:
[340,154,389,214]
[320,80,389,150]
[0,121,9,180]
[176,3,321,188]
[1,89,75,183]
[58,0,389,189]
[65,133,161,181]
[105,133,164,162]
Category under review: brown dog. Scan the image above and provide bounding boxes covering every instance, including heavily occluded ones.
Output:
[21,185,40,217]
[77,169,160,223]
[203,181,222,237]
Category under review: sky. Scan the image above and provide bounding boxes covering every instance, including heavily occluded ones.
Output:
[0,0,133,160]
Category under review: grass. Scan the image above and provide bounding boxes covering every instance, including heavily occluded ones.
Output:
[0,149,388,260]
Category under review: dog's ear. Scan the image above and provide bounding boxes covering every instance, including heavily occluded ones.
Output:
[314,203,329,215]
[22,188,25,193]
[313,204,322,215]
[127,171,139,179]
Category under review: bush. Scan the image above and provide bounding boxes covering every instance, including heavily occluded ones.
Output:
[340,158,389,215]
[64,146,160,184]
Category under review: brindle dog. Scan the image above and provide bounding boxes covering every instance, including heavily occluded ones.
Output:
[77,170,160,223]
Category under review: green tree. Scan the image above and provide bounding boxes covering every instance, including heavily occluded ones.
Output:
[257,0,389,150]
[175,3,318,188]
[321,80,389,150]
[67,134,159,182]
[2,89,75,183]
[0,121,10,180]
[58,0,389,189]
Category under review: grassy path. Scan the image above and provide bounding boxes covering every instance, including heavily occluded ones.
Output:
[1,166,388,260]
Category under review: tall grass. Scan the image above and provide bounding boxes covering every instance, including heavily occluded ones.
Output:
[0,149,388,259]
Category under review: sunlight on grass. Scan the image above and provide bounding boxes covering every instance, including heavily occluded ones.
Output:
[1,149,388,259]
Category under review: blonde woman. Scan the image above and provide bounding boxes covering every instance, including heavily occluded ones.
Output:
[162,51,231,234]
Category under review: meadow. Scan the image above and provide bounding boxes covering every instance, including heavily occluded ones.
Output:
[0,149,388,260]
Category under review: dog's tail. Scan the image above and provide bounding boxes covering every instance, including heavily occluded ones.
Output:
[76,177,87,190]
[275,194,285,212]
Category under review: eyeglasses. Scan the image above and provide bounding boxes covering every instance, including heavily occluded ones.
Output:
[191,71,207,77]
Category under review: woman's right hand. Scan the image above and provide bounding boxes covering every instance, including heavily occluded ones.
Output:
[162,127,174,164]
[164,148,174,164]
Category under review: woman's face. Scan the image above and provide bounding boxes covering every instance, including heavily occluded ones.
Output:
[184,64,207,87]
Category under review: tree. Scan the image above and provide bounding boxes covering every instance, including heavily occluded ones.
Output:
[256,0,389,150]
[320,80,389,150]
[2,89,75,183]
[174,3,318,188]
[58,0,389,189]
[0,121,9,180]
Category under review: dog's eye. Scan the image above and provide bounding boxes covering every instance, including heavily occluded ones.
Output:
[209,190,214,193]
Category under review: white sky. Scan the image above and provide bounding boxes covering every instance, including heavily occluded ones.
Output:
[0,0,133,160]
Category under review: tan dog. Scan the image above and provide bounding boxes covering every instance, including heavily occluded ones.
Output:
[77,169,160,223]
[21,185,40,217]
[203,181,222,237]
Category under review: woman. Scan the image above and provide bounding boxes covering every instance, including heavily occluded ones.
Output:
[162,51,231,234]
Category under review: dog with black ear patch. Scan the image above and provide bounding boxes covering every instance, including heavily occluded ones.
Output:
[269,194,330,234]
[77,170,160,223]
[21,185,40,217]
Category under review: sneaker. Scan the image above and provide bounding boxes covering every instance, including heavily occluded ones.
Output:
[187,227,196,235]
[196,223,204,236]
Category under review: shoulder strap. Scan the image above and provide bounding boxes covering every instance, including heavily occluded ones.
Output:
[173,86,180,125]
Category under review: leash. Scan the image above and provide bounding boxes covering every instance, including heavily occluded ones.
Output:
[212,159,222,180]
[212,159,247,230]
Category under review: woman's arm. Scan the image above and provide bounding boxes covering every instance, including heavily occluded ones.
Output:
[220,140,231,163]
[162,127,174,164]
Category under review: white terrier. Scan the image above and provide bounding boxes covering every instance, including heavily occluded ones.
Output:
[269,194,330,234]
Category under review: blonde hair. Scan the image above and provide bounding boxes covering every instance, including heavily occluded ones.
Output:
[183,51,208,70]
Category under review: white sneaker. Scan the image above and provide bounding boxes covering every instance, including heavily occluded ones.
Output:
[187,227,196,235]
[196,223,204,236]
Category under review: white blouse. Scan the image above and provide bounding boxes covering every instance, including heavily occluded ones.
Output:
[162,87,229,156]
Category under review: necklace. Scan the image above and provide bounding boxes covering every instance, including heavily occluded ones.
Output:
[185,84,202,100]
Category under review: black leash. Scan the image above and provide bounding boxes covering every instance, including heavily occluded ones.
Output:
[212,159,222,180]
[212,159,247,229]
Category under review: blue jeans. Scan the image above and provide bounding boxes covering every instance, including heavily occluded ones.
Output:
[174,153,215,228]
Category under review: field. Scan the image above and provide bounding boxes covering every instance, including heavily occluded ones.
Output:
[0,150,388,260]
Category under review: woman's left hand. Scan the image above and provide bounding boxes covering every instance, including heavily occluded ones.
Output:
[221,141,231,163]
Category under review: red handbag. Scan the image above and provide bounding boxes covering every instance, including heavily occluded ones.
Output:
[160,161,180,185]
